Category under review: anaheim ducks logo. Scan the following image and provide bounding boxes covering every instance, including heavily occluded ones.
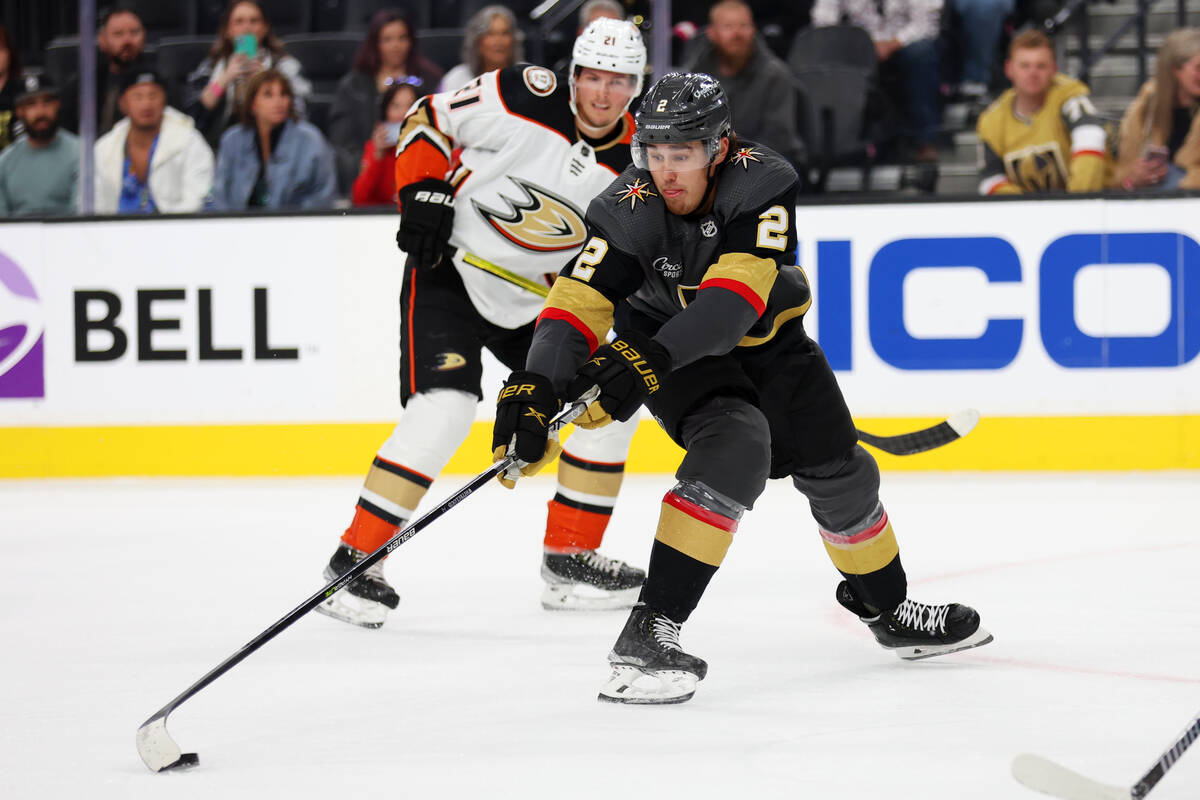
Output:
[472,177,587,252]
[730,147,763,169]
[434,352,466,371]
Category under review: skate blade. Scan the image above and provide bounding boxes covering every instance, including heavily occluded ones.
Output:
[597,664,697,705]
[541,583,640,612]
[315,593,388,629]
[893,628,994,661]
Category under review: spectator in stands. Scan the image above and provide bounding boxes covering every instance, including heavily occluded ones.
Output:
[439,5,524,92]
[93,70,214,214]
[61,7,156,136]
[812,0,944,162]
[975,29,1108,194]
[1114,27,1200,191]
[684,0,808,171]
[211,69,335,210]
[186,0,313,151]
[351,81,420,207]
[552,0,626,72]
[579,0,624,26]
[952,0,1014,101]
[0,23,19,154]
[330,9,443,195]
[0,74,79,217]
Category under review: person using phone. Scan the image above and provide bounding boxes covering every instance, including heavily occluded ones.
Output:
[1114,28,1200,191]
[184,0,312,150]
[351,80,420,206]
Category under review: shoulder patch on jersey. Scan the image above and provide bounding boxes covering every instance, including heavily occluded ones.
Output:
[730,146,763,169]
[613,177,657,210]
[522,66,557,97]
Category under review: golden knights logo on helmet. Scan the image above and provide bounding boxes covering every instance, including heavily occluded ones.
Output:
[472,177,588,252]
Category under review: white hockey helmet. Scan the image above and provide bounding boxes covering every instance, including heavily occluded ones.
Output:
[569,18,646,117]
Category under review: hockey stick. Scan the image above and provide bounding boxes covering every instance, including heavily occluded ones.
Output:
[855,409,980,456]
[1013,712,1200,799]
[135,395,593,773]
[458,249,551,298]
[458,250,979,456]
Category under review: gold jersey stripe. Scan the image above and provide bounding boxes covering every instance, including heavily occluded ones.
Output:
[655,501,734,567]
[363,463,432,512]
[701,252,779,309]
[543,278,614,349]
[821,521,900,575]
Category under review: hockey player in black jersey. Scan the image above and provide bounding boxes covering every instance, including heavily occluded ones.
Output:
[492,72,992,704]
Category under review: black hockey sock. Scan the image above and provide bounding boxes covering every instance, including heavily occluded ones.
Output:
[638,539,718,623]
[840,555,907,613]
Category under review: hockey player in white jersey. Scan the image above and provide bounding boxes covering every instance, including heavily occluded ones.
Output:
[318,19,649,628]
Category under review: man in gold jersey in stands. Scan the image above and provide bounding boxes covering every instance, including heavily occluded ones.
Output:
[976,29,1111,195]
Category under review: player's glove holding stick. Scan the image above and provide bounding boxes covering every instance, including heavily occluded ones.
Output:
[396,178,455,269]
[492,371,563,489]
[567,330,672,429]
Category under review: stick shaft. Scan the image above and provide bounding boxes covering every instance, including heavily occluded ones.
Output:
[1133,715,1200,798]
[141,398,589,729]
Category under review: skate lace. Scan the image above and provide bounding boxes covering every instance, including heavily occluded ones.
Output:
[651,615,684,652]
[580,550,623,577]
[893,599,949,634]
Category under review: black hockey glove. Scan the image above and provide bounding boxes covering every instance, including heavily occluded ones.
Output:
[492,370,563,489]
[396,178,455,269]
[566,331,672,430]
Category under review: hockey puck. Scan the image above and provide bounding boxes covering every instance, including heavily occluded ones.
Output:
[162,753,199,771]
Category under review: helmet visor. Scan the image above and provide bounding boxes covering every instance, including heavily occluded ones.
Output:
[631,137,721,172]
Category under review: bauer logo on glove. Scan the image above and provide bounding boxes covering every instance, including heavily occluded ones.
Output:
[567,331,672,430]
[413,189,454,206]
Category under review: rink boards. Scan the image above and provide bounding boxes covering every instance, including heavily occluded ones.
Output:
[0,196,1197,476]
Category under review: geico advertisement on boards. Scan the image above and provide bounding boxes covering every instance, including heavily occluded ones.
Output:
[0,216,405,425]
[796,197,1199,417]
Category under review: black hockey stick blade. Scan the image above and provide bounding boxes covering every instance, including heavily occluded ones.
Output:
[856,409,980,456]
[136,395,593,772]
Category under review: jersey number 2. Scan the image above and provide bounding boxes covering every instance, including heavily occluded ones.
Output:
[756,205,788,251]
[571,237,608,281]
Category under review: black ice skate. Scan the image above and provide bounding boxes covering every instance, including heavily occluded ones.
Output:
[314,544,400,629]
[541,550,645,611]
[836,580,993,660]
[598,603,708,704]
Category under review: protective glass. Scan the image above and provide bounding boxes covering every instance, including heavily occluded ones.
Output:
[631,138,720,172]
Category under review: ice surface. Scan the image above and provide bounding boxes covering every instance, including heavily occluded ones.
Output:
[2,472,1198,798]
